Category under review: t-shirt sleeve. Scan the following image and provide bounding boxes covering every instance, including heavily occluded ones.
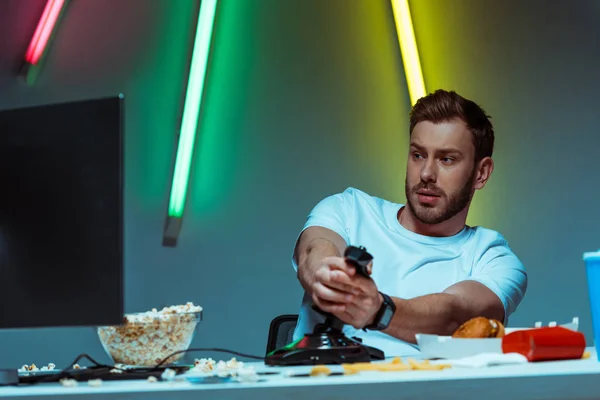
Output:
[466,238,528,324]
[290,188,354,271]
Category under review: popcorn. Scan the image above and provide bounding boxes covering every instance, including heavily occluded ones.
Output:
[192,358,216,373]
[216,362,230,378]
[147,376,158,383]
[123,302,202,324]
[226,358,243,369]
[87,379,102,387]
[97,302,202,366]
[161,368,176,381]
[190,357,254,381]
[60,378,78,387]
[235,366,259,383]
[213,358,245,377]
[19,363,56,374]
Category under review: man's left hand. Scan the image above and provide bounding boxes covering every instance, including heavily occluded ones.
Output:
[330,271,383,329]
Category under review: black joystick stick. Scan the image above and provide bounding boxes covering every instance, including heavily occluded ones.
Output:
[265,245,385,366]
[310,245,373,332]
[344,245,373,277]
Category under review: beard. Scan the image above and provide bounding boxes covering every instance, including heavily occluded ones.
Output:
[405,171,475,225]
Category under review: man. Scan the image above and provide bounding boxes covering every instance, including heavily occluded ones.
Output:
[291,89,527,356]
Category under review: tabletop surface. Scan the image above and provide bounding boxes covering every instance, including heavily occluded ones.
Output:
[2,348,600,400]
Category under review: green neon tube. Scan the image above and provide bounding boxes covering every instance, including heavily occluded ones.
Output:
[168,0,218,217]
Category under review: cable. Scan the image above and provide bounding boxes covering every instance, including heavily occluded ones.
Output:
[28,353,125,384]
[154,347,265,369]
[20,348,265,385]
[68,353,115,370]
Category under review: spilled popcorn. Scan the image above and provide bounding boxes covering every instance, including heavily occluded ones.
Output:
[235,366,259,383]
[18,363,56,373]
[192,358,216,373]
[87,379,103,387]
[188,357,259,382]
[190,357,245,377]
[161,368,177,382]
[60,378,78,387]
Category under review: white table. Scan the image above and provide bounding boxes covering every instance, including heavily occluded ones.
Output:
[2,348,600,400]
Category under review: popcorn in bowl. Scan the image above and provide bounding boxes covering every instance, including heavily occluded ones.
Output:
[97,302,202,367]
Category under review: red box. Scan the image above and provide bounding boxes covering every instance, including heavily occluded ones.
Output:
[501,326,586,362]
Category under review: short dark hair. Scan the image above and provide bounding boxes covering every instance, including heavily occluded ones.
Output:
[409,89,494,162]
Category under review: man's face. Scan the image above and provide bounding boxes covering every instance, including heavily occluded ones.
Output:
[405,119,477,225]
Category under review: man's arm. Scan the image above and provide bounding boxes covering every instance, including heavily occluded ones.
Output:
[380,281,505,344]
[294,226,347,295]
[329,238,526,341]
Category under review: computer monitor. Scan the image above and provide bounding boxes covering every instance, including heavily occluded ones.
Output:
[0,95,124,329]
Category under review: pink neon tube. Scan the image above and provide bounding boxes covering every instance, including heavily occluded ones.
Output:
[25,0,66,65]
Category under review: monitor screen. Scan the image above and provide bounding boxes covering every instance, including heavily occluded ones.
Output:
[0,96,124,329]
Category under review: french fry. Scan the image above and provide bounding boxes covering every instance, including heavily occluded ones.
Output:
[337,357,451,375]
[376,363,411,371]
[412,363,451,370]
[309,365,331,376]
[342,366,359,375]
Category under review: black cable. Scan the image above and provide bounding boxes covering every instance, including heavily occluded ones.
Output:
[20,348,265,385]
[27,353,126,384]
[66,353,115,370]
[154,348,265,369]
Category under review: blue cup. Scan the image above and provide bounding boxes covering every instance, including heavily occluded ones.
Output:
[583,249,600,361]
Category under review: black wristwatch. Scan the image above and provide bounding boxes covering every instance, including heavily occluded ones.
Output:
[364,292,396,331]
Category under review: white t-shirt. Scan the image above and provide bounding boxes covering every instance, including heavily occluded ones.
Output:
[291,187,528,357]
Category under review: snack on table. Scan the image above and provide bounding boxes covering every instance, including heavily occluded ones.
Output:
[309,365,331,376]
[87,379,103,387]
[192,357,217,373]
[97,302,202,366]
[189,357,246,378]
[60,378,78,387]
[308,357,451,376]
[18,363,56,374]
[188,357,258,382]
[342,357,451,374]
[452,316,505,338]
[235,366,259,383]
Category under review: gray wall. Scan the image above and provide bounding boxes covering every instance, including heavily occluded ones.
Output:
[0,0,598,367]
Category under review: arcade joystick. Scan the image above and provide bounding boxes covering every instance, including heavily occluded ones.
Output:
[265,245,385,366]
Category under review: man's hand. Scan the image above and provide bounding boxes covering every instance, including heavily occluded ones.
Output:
[311,256,383,329]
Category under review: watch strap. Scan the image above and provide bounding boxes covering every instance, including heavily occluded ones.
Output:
[364,292,396,331]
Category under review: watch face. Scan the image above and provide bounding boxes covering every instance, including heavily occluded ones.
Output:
[381,305,394,325]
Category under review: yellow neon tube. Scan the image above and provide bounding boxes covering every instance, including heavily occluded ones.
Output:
[390,0,426,105]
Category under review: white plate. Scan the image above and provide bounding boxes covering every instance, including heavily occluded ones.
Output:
[416,317,579,359]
